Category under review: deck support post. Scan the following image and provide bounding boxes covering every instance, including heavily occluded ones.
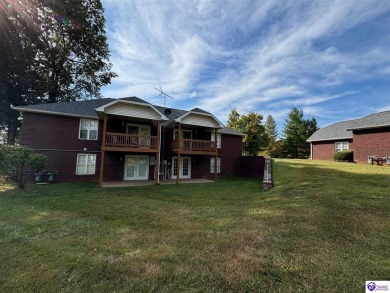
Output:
[155,121,161,184]
[176,123,181,184]
[99,113,108,187]
[214,128,218,182]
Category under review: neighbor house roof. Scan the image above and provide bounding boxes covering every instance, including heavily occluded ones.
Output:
[307,119,357,142]
[346,110,390,131]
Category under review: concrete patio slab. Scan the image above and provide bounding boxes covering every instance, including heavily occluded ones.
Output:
[102,178,214,188]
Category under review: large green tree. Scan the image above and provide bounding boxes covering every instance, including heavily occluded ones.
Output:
[0,0,116,144]
[283,107,318,158]
[227,109,266,156]
[264,115,280,157]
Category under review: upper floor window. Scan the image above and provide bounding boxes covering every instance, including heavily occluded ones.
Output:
[173,129,192,140]
[335,141,348,152]
[211,132,221,148]
[79,119,98,140]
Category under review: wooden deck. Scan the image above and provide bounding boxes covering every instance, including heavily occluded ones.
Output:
[103,132,158,152]
[170,139,217,155]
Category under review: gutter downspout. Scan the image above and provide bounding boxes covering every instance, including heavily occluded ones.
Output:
[310,142,313,160]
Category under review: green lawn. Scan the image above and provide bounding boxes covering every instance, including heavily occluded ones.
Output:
[0,159,389,292]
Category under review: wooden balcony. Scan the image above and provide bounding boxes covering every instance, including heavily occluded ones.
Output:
[102,132,158,152]
[171,139,217,155]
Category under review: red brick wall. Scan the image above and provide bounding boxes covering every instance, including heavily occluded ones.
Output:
[19,113,243,182]
[160,132,243,179]
[311,139,353,160]
[219,134,242,176]
[239,156,265,178]
[191,134,243,178]
[19,113,102,182]
[352,128,390,163]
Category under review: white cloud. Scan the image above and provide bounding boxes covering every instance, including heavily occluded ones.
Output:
[101,0,390,128]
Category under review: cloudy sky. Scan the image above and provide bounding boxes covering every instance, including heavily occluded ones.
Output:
[100,0,390,134]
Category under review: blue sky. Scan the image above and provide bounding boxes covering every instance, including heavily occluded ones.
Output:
[100,0,390,135]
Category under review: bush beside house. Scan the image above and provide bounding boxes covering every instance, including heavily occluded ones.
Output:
[0,145,47,189]
[333,150,354,162]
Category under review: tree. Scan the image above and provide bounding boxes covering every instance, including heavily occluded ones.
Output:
[226,108,241,130]
[227,109,267,156]
[0,0,116,144]
[0,145,47,189]
[0,1,41,144]
[264,115,279,157]
[283,107,318,158]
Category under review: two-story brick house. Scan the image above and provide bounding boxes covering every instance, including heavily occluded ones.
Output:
[13,97,244,186]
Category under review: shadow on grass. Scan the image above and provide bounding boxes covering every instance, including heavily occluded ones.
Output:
[0,164,388,292]
[258,159,390,290]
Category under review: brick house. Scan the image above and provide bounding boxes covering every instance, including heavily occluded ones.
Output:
[307,110,390,163]
[13,97,245,186]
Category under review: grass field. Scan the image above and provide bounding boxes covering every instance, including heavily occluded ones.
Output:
[0,159,389,292]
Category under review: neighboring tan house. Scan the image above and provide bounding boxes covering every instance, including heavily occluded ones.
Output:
[307,110,390,163]
[13,97,245,186]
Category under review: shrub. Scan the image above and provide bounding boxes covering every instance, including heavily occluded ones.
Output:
[0,145,47,189]
[333,150,354,162]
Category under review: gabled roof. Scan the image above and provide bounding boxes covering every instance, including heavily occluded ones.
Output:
[12,98,114,119]
[12,97,235,131]
[174,110,224,128]
[346,110,390,131]
[95,99,168,121]
[308,110,390,142]
[153,105,188,124]
[307,119,356,142]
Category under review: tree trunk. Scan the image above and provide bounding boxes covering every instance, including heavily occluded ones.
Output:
[6,114,19,145]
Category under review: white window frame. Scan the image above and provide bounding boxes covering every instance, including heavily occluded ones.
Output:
[126,123,151,136]
[76,154,97,175]
[173,129,192,140]
[210,158,221,174]
[211,132,221,148]
[79,119,99,140]
[335,141,348,152]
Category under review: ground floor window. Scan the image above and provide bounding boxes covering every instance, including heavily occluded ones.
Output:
[76,154,96,175]
[335,141,348,152]
[210,158,221,173]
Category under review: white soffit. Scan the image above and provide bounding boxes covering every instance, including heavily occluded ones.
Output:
[176,112,224,128]
[96,101,167,120]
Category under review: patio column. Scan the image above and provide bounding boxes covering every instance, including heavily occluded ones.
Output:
[176,123,181,184]
[214,128,218,182]
[99,113,108,187]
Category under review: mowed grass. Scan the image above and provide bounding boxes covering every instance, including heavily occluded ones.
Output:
[0,159,389,292]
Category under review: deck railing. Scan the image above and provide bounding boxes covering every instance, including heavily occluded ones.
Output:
[171,139,216,152]
[105,132,158,149]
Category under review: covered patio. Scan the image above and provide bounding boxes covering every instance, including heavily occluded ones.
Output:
[101,178,214,188]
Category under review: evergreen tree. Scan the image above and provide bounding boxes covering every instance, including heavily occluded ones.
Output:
[283,107,318,158]
[227,109,266,156]
[0,0,116,144]
[264,115,279,157]
[226,109,241,130]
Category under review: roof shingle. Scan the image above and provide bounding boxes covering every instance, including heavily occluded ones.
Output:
[347,110,390,130]
[13,97,242,136]
[307,119,356,142]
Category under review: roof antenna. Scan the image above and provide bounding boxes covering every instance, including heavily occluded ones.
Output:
[155,87,173,107]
